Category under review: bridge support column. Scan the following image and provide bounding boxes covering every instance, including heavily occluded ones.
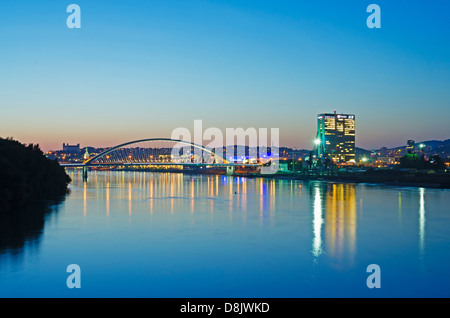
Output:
[83,166,88,181]
[226,165,235,176]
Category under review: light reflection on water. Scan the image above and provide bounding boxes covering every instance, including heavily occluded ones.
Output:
[419,187,426,257]
[0,170,449,297]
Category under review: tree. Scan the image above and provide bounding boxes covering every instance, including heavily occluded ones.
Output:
[0,137,71,213]
[429,155,445,170]
[399,152,446,170]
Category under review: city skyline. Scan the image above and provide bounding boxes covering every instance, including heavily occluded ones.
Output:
[1,1,449,152]
[2,1,450,302]
[49,137,450,164]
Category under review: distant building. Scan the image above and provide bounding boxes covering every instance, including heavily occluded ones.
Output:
[377,157,396,165]
[406,140,415,153]
[62,143,80,153]
[317,111,356,163]
[83,148,90,160]
[371,148,377,159]
[379,146,389,157]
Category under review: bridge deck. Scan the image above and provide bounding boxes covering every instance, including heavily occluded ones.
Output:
[61,162,261,168]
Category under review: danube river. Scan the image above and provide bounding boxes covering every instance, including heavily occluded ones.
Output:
[1,171,449,297]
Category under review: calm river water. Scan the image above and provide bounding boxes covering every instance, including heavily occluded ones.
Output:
[1,171,449,297]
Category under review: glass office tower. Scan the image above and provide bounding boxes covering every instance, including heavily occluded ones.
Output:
[317,111,355,163]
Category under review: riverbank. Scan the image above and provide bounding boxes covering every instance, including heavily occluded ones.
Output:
[84,165,450,189]
[240,170,450,189]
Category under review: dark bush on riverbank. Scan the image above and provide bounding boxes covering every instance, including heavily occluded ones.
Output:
[0,137,71,213]
[399,152,446,170]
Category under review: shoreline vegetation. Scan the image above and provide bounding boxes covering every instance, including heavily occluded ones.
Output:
[0,137,71,213]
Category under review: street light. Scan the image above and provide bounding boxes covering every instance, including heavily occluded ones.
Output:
[419,143,425,158]
[314,138,322,165]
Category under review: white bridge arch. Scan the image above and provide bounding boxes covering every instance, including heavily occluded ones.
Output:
[83,137,229,166]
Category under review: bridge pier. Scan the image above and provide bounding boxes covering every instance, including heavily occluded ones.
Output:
[226,165,235,176]
[82,166,88,181]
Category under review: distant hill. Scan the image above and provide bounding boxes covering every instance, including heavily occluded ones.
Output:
[357,139,450,159]
[388,139,447,151]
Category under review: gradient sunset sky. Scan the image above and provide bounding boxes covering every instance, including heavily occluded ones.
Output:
[1,0,449,152]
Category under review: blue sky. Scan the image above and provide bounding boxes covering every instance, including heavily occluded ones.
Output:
[0,0,449,151]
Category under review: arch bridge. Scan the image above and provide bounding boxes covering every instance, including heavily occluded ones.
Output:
[60,138,262,178]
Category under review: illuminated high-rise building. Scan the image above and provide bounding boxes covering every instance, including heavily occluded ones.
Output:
[406,140,415,153]
[317,111,355,163]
